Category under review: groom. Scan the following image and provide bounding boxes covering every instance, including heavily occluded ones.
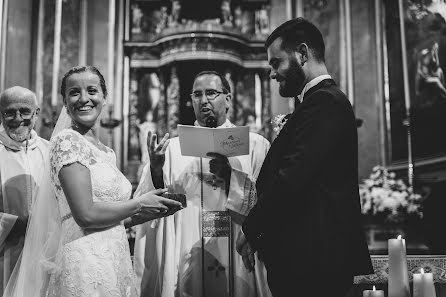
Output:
[236,18,373,296]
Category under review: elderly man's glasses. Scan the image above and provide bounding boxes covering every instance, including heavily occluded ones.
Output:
[2,109,36,121]
[190,89,226,101]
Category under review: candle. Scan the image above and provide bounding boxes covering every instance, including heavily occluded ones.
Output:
[413,268,436,297]
[363,285,384,297]
[388,235,410,297]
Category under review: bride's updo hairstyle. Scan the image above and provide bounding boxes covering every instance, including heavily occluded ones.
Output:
[60,65,108,100]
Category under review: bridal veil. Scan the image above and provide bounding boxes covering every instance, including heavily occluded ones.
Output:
[3,107,71,297]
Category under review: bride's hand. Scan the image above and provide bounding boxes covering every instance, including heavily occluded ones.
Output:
[136,188,183,219]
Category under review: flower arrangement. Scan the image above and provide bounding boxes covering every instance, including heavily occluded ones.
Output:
[359,166,424,223]
[271,114,289,134]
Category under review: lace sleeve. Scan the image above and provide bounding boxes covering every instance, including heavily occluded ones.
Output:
[50,130,93,179]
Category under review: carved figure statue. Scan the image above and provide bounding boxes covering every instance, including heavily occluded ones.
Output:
[169,0,181,27]
[415,42,446,107]
[156,6,168,33]
[255,5,270,35]
[234,5,243,29]
[131,4,143,34]
[221,0,233,26]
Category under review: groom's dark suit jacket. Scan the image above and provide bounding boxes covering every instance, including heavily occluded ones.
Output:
[243,79,373,279]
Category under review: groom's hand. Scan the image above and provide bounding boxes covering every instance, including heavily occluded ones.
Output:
[236,230,255,272]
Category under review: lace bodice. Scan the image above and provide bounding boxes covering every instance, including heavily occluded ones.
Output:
[49,129,132,243]
[47,129,136,297]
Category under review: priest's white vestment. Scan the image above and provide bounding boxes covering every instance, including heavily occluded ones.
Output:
[0,125,49,292]
[134,121,272,297]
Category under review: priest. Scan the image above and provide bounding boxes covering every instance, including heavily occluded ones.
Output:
[134,71,272,297]
[0,86,49,293]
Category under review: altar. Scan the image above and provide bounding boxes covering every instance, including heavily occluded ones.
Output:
[350,255,446,297]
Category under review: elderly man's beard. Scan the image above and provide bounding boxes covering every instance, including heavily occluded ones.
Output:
[6,122,32,142]
[279,58,306,98]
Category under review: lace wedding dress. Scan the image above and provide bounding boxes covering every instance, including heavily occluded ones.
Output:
[45,129,137,297]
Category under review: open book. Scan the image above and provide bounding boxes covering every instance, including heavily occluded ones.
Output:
[177,124,249,158]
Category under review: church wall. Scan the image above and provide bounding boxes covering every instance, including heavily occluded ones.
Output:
[2,0,35,90]
[269,0,293,120]
[351,0,382,179]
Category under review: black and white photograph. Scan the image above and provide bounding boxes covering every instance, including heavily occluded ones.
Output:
[1,0,446,296]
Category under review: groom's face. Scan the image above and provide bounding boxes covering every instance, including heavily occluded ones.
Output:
[267,37,306,98]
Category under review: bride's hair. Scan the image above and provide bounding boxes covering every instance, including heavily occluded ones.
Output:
[59,65,108,100]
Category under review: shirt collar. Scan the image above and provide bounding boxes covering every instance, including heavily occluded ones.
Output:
[297,74,332,103]
[194,119,235,128]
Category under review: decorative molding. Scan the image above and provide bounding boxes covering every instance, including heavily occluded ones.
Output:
[124,30,267,68]
[129,58,270,69]
[160,51,243,67]
[354,255,446,284]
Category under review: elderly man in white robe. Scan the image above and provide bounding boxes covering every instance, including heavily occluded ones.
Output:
[0,86,49,293]
[134,71,272,297]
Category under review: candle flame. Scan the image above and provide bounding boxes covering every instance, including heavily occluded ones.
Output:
[397,235,402,240]
[373,285,376,291]
[421,268,425,274]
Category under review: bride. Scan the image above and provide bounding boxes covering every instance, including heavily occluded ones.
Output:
[4,65,182,297]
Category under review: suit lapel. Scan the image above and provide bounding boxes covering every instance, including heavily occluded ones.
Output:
[255,100,304,196]
[256,79,336,197]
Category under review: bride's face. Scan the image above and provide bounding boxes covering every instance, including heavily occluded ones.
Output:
[63,71,105,129]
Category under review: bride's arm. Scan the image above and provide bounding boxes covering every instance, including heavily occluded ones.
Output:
[59,163,182,229]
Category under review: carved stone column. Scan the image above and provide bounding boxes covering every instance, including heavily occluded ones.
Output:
[128,69,140,162]
[234,72,245,126]
[261,68,272,140]
[166,66,180,137]
[225,69,236,122]
[156,70,168,136]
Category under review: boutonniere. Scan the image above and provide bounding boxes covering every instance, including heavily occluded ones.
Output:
[271,114,290,134]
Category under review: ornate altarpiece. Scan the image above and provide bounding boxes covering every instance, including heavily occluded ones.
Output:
[123,0,272,183]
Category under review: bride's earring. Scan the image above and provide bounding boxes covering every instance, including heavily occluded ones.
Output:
[103,101,107,106]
